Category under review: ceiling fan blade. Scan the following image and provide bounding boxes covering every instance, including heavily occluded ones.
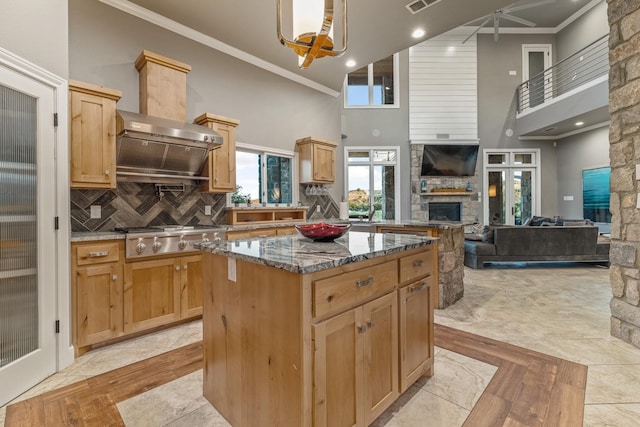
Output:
[494,16,500,42]
[462,16,492,44]
[499,12,536,27]
[504,0,555,14]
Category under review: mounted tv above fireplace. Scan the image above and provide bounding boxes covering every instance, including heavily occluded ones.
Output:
[420,144,479,176]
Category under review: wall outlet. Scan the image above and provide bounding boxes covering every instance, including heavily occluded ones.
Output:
[205,205,212,215]
[509,70,517,76]
[90,205,101,219]
[316,204,321,213]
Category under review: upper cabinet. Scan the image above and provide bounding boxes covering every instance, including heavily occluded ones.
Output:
[296,137,337,184]
[194,113,240,193]
[69,80,122,189]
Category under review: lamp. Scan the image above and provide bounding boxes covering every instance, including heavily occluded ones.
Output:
[277,0,348,69]
[488,185,497,197]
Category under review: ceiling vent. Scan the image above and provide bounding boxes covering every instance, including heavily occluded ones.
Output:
[543,126,558,132]
[405,0,441,15]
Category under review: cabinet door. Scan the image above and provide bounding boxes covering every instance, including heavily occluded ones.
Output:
[210,123,236,192]
[123,258,181,333]
[76,264,123,347]
[398,277,434,393]
[180,254,203,318]
[70,90,117,188]
[362,292,399,424]
[313,143,335,182]
[313,308,365,427]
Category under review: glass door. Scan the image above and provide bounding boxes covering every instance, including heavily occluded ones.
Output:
[523,45,552,108]
[485,151,539,226]
[0,65,57,406]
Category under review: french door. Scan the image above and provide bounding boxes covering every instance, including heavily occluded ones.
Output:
[484,150,540,226]
[0,54,58,406]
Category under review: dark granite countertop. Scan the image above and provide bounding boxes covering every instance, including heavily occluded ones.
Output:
[197,231,437,274]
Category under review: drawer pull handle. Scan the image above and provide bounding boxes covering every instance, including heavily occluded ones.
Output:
[410,282,427,293]
[356,277,374,288]
[89,251,110,258]
[413,260,424,267]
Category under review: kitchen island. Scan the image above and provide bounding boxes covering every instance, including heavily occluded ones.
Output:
[198,231,438,427]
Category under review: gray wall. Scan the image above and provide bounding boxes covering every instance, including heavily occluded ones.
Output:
[556,126,610,219]
[556,0,608,60]
[477,33,559,220]
[0,0,68,77]
[340,50,411,218]
[69,0,343,202]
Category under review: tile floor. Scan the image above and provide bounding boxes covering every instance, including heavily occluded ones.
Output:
[3,262,640,426]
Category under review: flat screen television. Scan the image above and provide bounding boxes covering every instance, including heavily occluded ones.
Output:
[420,144,479,176]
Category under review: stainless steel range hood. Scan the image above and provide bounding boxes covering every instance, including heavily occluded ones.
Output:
[115,110,223,183]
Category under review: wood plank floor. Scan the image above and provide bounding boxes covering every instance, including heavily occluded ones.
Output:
[5,326,586,426]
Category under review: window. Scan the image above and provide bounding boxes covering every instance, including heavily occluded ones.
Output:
[344,147,400,220]
[345,54,399,108]
[232,143,296,206]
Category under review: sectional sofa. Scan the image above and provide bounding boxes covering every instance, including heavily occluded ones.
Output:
[463,225,610,269]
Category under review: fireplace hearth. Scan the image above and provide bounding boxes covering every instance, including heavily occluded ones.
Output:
[429,202,461,222]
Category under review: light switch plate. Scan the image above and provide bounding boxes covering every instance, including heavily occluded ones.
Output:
[509,70,517,76]
[90,205,101,219]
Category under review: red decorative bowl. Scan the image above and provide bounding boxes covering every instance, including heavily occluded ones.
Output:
[294,222,351,242]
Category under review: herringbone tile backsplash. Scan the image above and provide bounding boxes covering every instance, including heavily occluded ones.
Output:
[71,183,339,232]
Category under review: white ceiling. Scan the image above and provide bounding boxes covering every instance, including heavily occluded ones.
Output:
[100,0,594,95]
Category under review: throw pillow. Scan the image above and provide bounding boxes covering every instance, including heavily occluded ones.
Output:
[465,224,494,243]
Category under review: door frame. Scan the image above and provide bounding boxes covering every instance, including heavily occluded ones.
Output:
[483,149,541,225]
[0,47,72,397]
[522,44,553,103]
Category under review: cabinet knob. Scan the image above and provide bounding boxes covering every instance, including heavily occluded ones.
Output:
[366,320,375,329]
[175,266,180,271]
[357,325,367,334]
[112,274,118,281]
[104,170,110,175]
[183,265,187,270]
[413,260,424,267]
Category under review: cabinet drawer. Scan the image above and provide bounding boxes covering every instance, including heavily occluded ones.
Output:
[399,248,434,284]
[76,242,120,266]
[313,260,398,318]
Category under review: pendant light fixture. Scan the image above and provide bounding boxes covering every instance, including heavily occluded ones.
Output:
[276,0,348,69]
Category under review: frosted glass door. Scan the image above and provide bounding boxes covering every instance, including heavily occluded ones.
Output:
[0,69,57,406]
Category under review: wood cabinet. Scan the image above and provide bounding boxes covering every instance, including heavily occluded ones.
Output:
[73,241,124,349]
[313,292,398,427]
[296,137,338,184]
[225,225,298,240]
[226,207,306,225]
[397,245,437,393]
[195,113,240,193]
[202,244,436,426]
[180,255,204,318]
[69,80,122,189]
[72,241,203,355]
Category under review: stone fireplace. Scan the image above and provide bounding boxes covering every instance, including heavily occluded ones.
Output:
[429,202,462,222]
[410,144,480,223]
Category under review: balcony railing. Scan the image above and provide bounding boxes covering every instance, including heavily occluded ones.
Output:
[517,35,609,114]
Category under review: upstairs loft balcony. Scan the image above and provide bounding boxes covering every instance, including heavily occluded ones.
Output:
[515,35,609,139]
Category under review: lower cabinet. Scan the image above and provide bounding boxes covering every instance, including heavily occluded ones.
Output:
[398,276,435,392]
[75,263,123,347]
[123,258,182,333]
[313,292,398,427]
[72,240,203,354]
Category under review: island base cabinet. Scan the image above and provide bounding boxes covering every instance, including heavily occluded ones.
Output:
[313,292,398,427]
[399,276,435,393]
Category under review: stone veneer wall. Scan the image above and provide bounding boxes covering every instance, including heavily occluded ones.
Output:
[436,227,466,308]
[70,183,338,232]
[608,0,640,348]
[410,145,480,223]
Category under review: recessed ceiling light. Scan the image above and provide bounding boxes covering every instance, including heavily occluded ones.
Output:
[575,121,584,126]
[412,28,426,38]
[346,59,356,67]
